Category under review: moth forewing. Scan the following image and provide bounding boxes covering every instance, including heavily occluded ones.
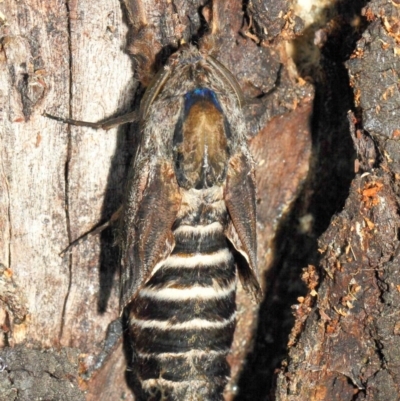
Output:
[225,151,261,300]
[119,158,181,310]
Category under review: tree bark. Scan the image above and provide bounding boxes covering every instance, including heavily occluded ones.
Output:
[274,0,400,400]
[1,0,135,399]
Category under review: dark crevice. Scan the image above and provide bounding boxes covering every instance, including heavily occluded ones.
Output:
[59,0,74,342]
[192,4,210,44]
[0,159,12,271]
[340,375,364,401]
[372,337,387,369]
[374,265,389,304]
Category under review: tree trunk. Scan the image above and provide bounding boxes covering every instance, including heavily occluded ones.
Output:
[275,1,400,400]
[2,0,397,400]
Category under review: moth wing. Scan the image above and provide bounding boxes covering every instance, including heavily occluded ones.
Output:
[225,152,262,301]
[120,157,181,310]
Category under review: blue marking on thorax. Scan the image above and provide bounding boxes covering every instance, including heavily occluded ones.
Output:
[184,88,223,114]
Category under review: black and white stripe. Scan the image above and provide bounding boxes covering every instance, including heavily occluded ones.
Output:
[129,188,237,401]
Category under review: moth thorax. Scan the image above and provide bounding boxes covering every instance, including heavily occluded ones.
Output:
[173,88,230,190]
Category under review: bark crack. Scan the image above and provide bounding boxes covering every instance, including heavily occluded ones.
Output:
[59,0,74,342]
[0,157,12,270]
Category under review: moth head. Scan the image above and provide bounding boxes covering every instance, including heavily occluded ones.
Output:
[139,46,244,123]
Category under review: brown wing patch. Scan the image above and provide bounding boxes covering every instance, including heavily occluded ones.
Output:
[120,160,181,309]
[225,153,261,300]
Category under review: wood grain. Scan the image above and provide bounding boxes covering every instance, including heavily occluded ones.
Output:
[1,0,135,399]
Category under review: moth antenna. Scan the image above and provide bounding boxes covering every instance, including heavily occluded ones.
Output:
[44,110,138,131]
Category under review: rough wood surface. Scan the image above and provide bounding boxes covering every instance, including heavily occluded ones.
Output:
[275,0,400,400]
[1,0,135,399]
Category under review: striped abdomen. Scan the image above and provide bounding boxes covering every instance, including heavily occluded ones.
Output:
[129,187,236,401]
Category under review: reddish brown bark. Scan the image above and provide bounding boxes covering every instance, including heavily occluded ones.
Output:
[275,1,400,400]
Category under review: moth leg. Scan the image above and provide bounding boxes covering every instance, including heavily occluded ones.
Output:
[200,0,225,35]
[210,0,225,35]
[122,0,148,30]
[199,0,229,55]
[60,206,122,256]
[44,110,138,131]
[122,0,162,86]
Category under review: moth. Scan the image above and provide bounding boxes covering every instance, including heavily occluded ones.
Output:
[119,45,261,400]
[46,42,261,400]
